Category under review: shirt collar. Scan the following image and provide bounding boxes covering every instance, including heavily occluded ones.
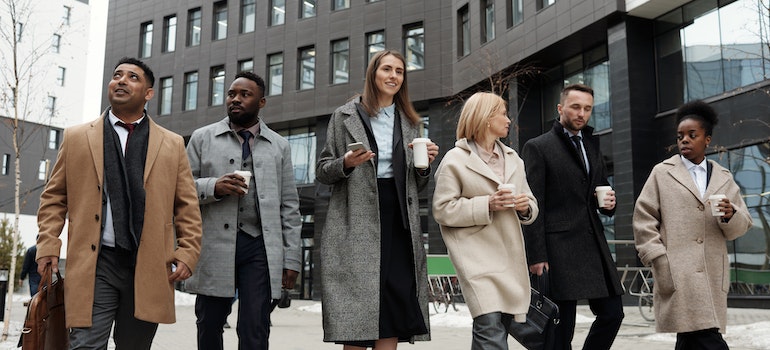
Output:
[681,155,707,172]
[230,120,261,137]
[378,104,396,119]
[108,110,146,126]
[563,129,584,139]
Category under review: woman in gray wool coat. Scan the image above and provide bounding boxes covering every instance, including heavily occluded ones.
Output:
[316,50,438,350]
[633,100,752,349]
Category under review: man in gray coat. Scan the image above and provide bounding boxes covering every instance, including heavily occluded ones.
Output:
[185,71,301,350]
[521,83,624,350]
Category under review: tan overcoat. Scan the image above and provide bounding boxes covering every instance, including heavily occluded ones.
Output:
[633,155,752,333]
[37,113,202,327]
[433,139,538,319]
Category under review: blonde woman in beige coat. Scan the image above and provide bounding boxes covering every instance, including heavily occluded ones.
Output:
[433,92,538,350]
[633,100,752,349]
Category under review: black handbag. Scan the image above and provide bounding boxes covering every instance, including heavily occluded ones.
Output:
[508,270,560,350]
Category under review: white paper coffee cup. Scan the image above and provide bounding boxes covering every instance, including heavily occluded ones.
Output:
[412,138,431,169]
[708,194,727,216]
[498,183,516,207]
[234,170,252,194]
[595,186,612,208]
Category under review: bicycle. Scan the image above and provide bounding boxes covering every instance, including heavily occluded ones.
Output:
[628,268,655,322]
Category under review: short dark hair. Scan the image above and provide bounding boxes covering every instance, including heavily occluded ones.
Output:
[676,100,719,136]
[234,71,266,96]
[115,57,155,87]
[560,83,594,103]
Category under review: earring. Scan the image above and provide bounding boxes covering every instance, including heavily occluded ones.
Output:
[487,122,490,128]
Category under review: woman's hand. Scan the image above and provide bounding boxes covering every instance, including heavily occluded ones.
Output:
[426,141,439,164]
[512,194,531,215]
[489,189,515,212]
[343,149,375,169]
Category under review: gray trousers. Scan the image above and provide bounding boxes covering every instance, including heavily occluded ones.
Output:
[68,247,158,349]
[471,312,514,350]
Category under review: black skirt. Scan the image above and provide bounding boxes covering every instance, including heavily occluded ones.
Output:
[338,178,427,347]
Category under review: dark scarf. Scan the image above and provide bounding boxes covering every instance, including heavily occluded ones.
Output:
[103,114,149,259]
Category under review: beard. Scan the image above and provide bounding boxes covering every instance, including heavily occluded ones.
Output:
[228,109,259,127]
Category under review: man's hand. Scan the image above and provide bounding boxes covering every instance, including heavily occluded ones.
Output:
[529,262,549,276]
[214,173,249,198]
[37,256,59,275]
[282,269,299,290]
[168,261,192,282]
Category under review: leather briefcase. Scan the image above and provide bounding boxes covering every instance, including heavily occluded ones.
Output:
[19,263,68,350]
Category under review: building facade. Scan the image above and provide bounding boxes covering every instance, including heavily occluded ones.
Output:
[103,0,770,304]
[0,0,92,249]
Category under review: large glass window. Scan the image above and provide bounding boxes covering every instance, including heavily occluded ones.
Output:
[278,126,317,184]
[565,61,611,132]
[298,46,315,90]
[1,154,9,176]
[46,96,56,117]
[187,8,202,46]
[403,23,424,71]
[38,160,48,181]
[481,0,495,43]
[62,6,72,26]
[508,0,523,28]
[213,2,228,40]
[366,30,385,64]
[268,53,284,95]
[210,66,226,106]
[57,67,66,86]
[709,142,770,296]
[539,0,556,10]
[271,0,286,26]
[241,0,256,33]
[140,21,153,58]
[239,58,254,72]
[51,34,61,53]
[458,5,470,57]
[184,71,198,111]
[301,0,316,18]
[163,15,177,53]
[656,0,770,110]
[159,77,173,115]
[48,130,60,150]
[333,0,350,11]
[331,39,349,84]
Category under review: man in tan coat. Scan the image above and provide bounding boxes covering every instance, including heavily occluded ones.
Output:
[36,57,202,348]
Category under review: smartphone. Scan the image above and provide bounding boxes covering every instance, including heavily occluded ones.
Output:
[347,142,368,152]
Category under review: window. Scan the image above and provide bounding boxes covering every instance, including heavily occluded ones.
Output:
[51,34,61,53]
[268,53,284,95]
[241,0,256,33]
[333,0,350,11]
[301,0,316,18]
[271,0,286,26]
[239,58,254,72]
[213,2,228,40]
[184,71,198,110]
[403,23,424,71]
[140,21,153,58]
[458,5,470,57]
[56,66,66,86]
[210,66,226,106]
[16,22,23,42]
[1,154,9,176]
[278,126,316,184]
[538,0,556,10]
[366,30,385,64]
[507,0,523,27]
[187,8,202,46]
[159,77,173,115]
[298,47,315,90]
[481,0,495,43]
[62,6,72,26]
[48,130,60,150]
[331,39,349,84]
[163,15,177,52]
[38,160,48,181]
[46,96,56,117]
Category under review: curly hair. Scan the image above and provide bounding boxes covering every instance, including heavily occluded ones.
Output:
[676,100,719,136]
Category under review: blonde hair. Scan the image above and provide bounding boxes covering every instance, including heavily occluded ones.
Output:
[456,92,506,141]
[360,50,420,125]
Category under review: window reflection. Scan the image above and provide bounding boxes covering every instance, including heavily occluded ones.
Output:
[278,127,317,184]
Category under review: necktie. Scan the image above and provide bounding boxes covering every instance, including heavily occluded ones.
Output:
[571,135,587,172]
[116,121,136,153]
[238,130,253,159]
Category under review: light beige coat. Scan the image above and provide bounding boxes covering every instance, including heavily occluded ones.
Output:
[433,139,538,319]
[633,155,752,333]
[37,115,202,327]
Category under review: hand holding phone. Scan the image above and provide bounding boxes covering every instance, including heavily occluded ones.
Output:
[347,142,368,153]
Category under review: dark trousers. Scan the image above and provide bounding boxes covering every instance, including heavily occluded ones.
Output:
[553,295,623,350]
[675,328,729,350]
[196,231,271,350]
[69,247,158,349]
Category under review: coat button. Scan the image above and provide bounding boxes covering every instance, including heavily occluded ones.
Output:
[698,204,705,211]
[230,159,235,164]
[95,214,99,221]
[91,245,96,251]
[696,237,704,244]
[224,224,229,229]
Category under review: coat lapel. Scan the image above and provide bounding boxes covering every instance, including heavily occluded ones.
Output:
[501,142,519,184]
[458,140,503,184]
[144,117,163,184]
[704,160,730,198]
[346,104,376,168]
[667,155,704,202]
[86,115,105,185]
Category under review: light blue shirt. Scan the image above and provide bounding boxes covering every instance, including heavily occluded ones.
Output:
[102,111,146,248]
[371,104,395,178]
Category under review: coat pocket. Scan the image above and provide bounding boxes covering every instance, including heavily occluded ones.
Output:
[652,254,676,295]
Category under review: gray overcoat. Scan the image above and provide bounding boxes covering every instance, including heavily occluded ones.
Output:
[633,155,752,333]
[316,99,431,342]
[184,117,302,299]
